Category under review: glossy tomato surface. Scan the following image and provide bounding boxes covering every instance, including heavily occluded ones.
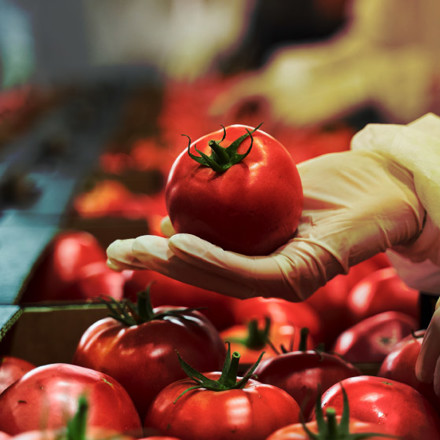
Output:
[252,351,360,419]
[0,356,35,394]
[317,376,440,439]
[0,363,142,435]
[378,330,440,410]
[73,307,226,418]
[266,416,392,440]
[332,311,418,364]
[145,373,300,440]
[346,266,420,324]
[165,124,303,255]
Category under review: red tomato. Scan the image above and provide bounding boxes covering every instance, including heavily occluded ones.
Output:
[220,319,314,367]
[378,330,440,411]
[231,297,322,342]
[21,231,107,302]
[252,350,360,419]
[304,254,390,346]
[346,266,420,325]
[0,363,142,435]
[73,290,226,419]
[146,373,300,440]
[75,261,127,301]
[0,356,35,394]
[317,376,440,439]
[123,270,239,330]
[165,124,303,255]
[332,311,418,364]
[267,416,391,440]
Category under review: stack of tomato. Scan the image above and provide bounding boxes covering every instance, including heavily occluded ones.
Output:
[1,267,439,439]
[11,116,440,439]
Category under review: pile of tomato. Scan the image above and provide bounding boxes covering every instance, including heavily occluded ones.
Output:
[2,77,439,439]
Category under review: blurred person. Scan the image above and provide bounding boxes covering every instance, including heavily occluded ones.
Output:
[212,0,440,127]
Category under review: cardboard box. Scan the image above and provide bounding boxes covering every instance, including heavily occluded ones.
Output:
[0,303,108,365]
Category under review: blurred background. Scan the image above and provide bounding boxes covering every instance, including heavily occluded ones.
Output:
[0,0,439,307]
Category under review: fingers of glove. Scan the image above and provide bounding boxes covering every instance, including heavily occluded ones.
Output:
[167,233,343,301]
[130,234,260,299]
[160,216,175,238]
[106,239,150,271]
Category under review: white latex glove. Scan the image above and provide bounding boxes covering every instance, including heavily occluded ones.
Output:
[106,149,425,301]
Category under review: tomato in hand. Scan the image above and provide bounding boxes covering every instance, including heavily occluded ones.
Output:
[0,356,35,394]
[252,329,360,419]
[332,311,418,364]
[0,363,142,435]
[73,288,226,419]
[145,346,301,440]
[165,124,303,255]
[316,376,440,439]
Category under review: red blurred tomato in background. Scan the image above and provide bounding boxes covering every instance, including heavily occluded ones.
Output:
[0,356,35,394]
[332,311,418,364]
[123,269,239,331]
[378,330,440,411]
[346,266,420,325]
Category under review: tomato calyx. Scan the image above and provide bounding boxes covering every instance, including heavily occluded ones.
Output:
[307,387,396,440]
[184,123,263,173]
[101,286,201,326]
[226,317,272,350]
[174,343,264,402]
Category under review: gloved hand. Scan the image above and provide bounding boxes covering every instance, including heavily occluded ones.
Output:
[106,148,425,301]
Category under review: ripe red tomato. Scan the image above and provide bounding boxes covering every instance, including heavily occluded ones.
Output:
[304,254,390,346]
[0,356,35,394]
[231,297,322,342]
[317,376,440,439]
[252,350,360,419]
[378,330,440,411]
[123,269,239,330]
[21,231,107,302]
[146,372,300,440]
[266,417,392,440]
[220,319,314,367]
[332,311,418,364]
[346,266,420,325]
[165,124,303,255]
[73,290,226,419]
[0,363,142,435]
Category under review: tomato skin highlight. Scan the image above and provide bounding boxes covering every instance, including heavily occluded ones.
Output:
[145,373,301,440]
[165,124,303,255]
[378,330,440,411]
[0,363,142,435]
[316,375,440,439]
[252,351,361,419]
[0,356,35,394]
